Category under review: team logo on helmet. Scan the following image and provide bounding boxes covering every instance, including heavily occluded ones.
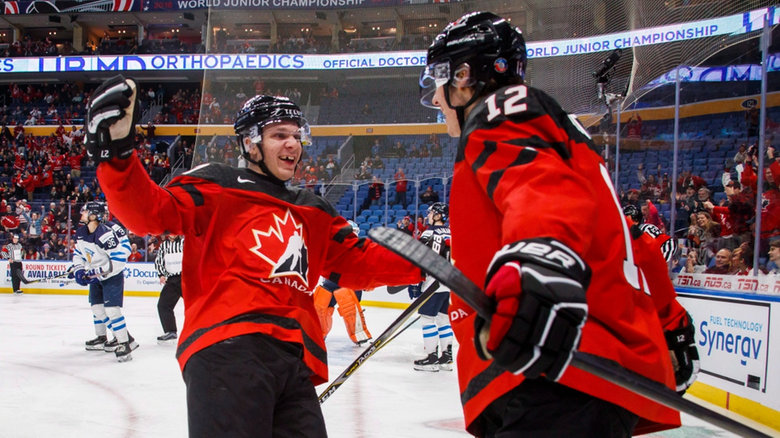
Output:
[249,209,310,290]
[494,58,508,73]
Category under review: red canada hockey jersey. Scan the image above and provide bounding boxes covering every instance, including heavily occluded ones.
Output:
[447,84,680,435]
[628,219,687,332]
[98,153,422,384]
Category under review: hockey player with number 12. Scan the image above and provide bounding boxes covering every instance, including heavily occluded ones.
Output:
[74,201,138,362]
[420,11,680,437]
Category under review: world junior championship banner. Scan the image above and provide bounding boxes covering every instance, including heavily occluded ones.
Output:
[2,0,460,14]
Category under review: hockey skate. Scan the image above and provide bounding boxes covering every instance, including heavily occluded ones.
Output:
[157,332,177,343]
[115,338,139,363]
[354,337,372,347]
[436,345,453,371]
[413,350,440,372]
[85,335,107,351]
[103,337,119,352]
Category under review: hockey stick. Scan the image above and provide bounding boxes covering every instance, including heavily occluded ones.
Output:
[22,265,77,285]
[386,285,408,294]
[383,314,420,347]
[319,285,436,403]
[368,227,771,438]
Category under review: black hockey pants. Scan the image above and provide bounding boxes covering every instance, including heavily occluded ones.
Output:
[477,377,639,438]
[183,333,327,438]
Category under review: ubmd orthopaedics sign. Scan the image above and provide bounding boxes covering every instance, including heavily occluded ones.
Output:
[0,6,776,74]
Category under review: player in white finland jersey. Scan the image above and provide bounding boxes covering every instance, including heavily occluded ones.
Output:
[72,201,138,362]
[413,202,454,372]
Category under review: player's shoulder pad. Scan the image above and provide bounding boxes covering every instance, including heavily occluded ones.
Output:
[95,224,120,249]
[462,85,596,159]
[433,225,451,235]
[289,185,339,217]
[172,163,337,216]
[107,221,128,238]
[173,162,230,185]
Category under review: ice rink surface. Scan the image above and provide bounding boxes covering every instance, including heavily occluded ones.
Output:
[0,293,773,438]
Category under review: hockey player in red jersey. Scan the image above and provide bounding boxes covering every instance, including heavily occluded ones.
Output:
[85,76,422,437]
[420,12,680,436]
[624,204,700,394]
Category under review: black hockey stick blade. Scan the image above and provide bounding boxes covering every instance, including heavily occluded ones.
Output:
[24,271,72,284]
[319,284,436,404]
[17,270,30,284]
[386,285,408,295]
[368,227,771,438]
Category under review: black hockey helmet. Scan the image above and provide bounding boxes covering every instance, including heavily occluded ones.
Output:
[81,201,107,222]
[427,202,449,223]
[234,95,311,149]
[623,204,642,224]
[420,12,526,119]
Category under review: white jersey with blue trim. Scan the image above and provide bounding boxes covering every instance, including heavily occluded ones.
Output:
[420,225,451,294]
[73,221,131,280]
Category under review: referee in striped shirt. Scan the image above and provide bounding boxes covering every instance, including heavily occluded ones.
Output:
[155,233,183,342]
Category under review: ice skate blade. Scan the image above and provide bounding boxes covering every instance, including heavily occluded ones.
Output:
[413,364,440,372]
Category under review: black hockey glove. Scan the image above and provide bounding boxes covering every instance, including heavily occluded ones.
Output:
[665,313,700,394]
[85,74,139,163]
[474,238,591,381]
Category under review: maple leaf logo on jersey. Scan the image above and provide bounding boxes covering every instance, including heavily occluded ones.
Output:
[249,209,310,288]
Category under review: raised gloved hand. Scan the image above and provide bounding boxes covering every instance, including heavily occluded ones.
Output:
[666,313,700,394]
[474,238,591,381]
[85,74,139,163]
[73,269,89,286]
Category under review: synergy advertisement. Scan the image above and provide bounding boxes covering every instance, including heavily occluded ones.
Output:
[675,290,779,413]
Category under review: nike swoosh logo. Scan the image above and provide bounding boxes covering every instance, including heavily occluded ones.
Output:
[237,176,253,184]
